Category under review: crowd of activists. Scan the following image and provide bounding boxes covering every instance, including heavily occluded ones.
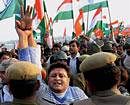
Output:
[1,5,130,105]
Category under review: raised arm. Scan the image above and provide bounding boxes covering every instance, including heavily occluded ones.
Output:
[15,5,36,61]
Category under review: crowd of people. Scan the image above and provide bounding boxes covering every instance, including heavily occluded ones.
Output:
[0,5,130,105]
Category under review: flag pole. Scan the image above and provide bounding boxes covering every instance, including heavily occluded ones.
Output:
[81,9,85,34]
[43,0,54,44]
[86,4,90,36]
[100,7,103,38]
[107,0,114,40]
[71,0,76,39]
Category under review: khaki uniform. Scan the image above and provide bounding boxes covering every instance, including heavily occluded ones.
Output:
[73,90,130,105]
[1,62,40,105]
[1,99,38,105]
[76,52,130,105]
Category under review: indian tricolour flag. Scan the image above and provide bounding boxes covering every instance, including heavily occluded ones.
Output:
[53,0,73,22]
[89,8,102,30]
[0,0,25,21]
[33,0,47,43]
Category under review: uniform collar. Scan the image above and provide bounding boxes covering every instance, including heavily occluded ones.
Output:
[13,98,38,105]
[92,89,121,97]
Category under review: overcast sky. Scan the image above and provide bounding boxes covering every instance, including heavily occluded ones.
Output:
[0,0,130,42]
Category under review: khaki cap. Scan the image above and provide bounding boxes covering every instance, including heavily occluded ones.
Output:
[6,61,40,80]
[80,52,117,72]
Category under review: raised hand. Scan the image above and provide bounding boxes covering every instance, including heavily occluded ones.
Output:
[15,5,36,48]
[16,5,36,30]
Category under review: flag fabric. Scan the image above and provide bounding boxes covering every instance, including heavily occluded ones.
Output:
[109,20,119,26]
[35,0,44,20]
[33,0,46,27]
[92,8,102,21]
[46,17,53,32]
[53,0,73,22]
[121,28,130,36]
[94,28,103,38]
[57,0,72,11]
[0,0,25,20]
[113,28,119,36]
[36,0,53,47]
[95,21,110,37]
[33,0,47,43]
[89,8,102,30]
[113,22,124,36]
[74,9,83,37]
[93,21,104,38]
[87,20,109,38]
[37,18,46,37]
[102,15,106,19]
[35,0,53,47]
[46,17,54,49]
[81,1,108,13]
[44,32,53,49]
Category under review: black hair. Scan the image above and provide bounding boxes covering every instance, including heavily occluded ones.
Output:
[69,40,80,48]
[83,64,121,91]
[9,80,39,99]
[53,43,61,49]
[0,51,12,59]
[48,62,71,78]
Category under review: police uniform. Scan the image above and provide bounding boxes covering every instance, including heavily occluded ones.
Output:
[1,61,40,105]
[73,52,130,105]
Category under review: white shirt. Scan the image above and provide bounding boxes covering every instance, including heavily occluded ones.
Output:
[68,53,80,76]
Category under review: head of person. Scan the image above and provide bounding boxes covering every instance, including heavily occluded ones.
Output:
[101,42,113,53]
[10,49,18,59]
[69,40,79,55]
[47,62,71,93]
[1,47,7,52]
[61,45,70,56]
[0,58,18,84]
[88,43,101,55]
[6,61,40,99]
[50,51,68,64]
[0,51,12,63]
[112,43,118,53]
[80,52,121,94]
[117,44,124,56]
[80,44,88,55]
[52,43,61,54]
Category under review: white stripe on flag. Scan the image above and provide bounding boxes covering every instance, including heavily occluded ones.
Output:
[58,3,72,12]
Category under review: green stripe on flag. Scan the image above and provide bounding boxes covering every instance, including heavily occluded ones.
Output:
[86,20,110,37]
[38,18,46,43]
[0,0,15,20]
[53,10,73,22]
[0,0,25,20]
[81,1,108,13]
[86,28,94,37]
[14,0,26,14]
